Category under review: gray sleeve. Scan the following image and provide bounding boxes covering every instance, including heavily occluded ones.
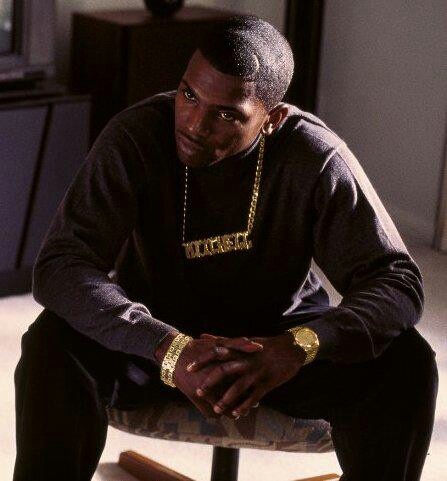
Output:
[301,142,424,364]
[32,118,179,363]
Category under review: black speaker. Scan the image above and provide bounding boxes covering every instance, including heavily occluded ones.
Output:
[144,0,184,17]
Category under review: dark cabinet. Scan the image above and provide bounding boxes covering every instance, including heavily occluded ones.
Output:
[0,107,47,272]
[70,6,237,143]
[0,94,90,296]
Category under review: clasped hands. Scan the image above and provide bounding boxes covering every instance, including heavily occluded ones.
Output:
[172,332,306,420]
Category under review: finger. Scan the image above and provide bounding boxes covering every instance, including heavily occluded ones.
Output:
[191,396,220,420]
[199,333,262,352]
[191,343,253,372]
[199,333,218,339]
[196,361,250,397]
[232,389,265,417]
[217,336,264,352]
[193,374,236,415]
[187,346,232,372]
[213,376,255,415]
[188,386,220,418]
[249,337,265,344]
[200,332,263,351]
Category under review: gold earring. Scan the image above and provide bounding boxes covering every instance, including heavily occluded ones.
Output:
[263,123,272,135]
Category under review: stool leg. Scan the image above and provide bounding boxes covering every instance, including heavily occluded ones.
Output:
[210,446,239,481]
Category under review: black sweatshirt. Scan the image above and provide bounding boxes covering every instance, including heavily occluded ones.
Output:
[32,90,424,365]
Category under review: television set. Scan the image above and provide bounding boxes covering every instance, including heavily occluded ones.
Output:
[0,0,55,87]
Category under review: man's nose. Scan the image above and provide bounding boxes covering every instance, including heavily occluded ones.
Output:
[187,107,211,139]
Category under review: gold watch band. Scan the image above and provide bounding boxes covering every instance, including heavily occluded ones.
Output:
[286,326,320,365]
[160,333,193,388]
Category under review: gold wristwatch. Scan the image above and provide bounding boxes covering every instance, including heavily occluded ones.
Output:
[286,326,320,365]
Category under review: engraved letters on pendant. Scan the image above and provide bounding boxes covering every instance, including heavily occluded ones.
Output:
[182,231,253,259]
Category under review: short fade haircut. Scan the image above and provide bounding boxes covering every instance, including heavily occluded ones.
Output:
[197,15,294,112]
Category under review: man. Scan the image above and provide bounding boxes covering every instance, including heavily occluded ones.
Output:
[14,15,437,481]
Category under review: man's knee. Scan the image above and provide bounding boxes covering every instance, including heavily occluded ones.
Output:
[14,310,68,394]
[16,308,114,400]
[18,310,68,368]
[394,328,437,370]
[387,327,438,398]
[20,308,67,355]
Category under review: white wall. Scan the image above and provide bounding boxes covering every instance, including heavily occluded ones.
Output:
[54,0,286,84]
[317,0,447,246]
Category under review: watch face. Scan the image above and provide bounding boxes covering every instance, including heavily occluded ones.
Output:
[287,327,319,365]
[290,327,319,351]
[301,331,316,346]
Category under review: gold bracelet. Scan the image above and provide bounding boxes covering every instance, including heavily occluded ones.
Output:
[160,333,193,388]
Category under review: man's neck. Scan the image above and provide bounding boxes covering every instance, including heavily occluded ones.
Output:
[206,132,261,167]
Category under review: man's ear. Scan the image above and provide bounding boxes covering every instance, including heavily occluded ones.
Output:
[261,103,289,136]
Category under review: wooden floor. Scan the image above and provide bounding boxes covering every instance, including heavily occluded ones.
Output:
[119,450,340,481]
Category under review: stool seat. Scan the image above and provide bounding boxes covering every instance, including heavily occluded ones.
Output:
[107,395,333,453]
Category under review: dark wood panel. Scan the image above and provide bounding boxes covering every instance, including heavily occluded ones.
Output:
[70,14,127,144]
[0,268,32,297]
[127,21,225,105]
[81,6,234,26]
[20,100,91,269]
[70,7,237,143]
[0,106,47,271]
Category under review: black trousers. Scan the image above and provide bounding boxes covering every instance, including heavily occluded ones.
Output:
[13,307,438,481]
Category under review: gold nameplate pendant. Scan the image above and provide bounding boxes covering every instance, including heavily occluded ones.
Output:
[182,231,253,259]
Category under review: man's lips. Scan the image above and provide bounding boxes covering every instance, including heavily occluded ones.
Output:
[177,131,206,152]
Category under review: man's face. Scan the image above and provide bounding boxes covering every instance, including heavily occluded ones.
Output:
[175,49,270,168]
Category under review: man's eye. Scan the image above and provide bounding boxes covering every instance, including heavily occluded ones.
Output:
[220,112,236,122]
[182,89,195,101]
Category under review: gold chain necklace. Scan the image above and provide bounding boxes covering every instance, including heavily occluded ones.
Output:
[181,134,265,260]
